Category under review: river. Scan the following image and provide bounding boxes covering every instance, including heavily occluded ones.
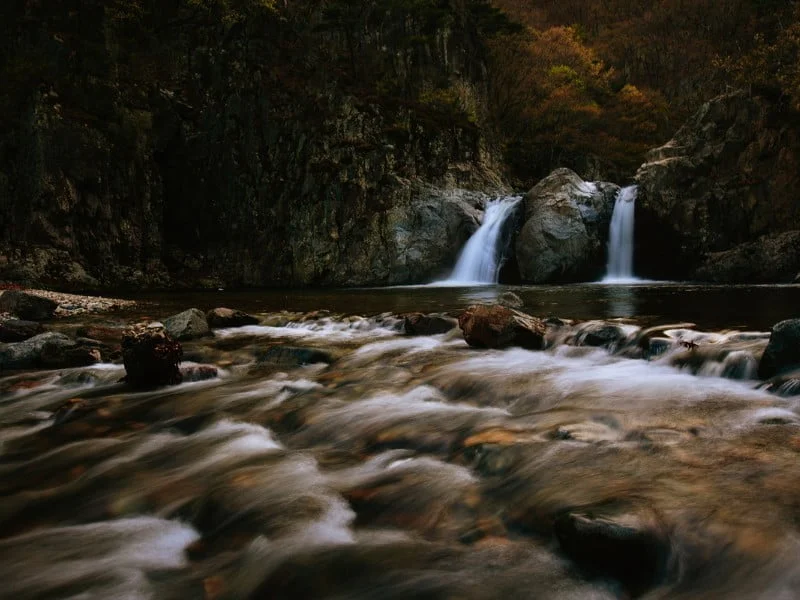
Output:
[1,283,799,599]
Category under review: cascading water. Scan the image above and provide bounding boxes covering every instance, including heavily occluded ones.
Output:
[603,185,638,282]
[443,196,521,285]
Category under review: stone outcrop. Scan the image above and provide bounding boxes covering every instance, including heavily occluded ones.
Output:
[458,304,546,350]
[0,291,58,321]
[635,90,800,281]
[403,313,458,336]
[515,169,619,283]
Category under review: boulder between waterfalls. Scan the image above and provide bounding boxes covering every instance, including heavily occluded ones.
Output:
[121,323,183,388]
[515,169,619,283]
[458,304,546,350]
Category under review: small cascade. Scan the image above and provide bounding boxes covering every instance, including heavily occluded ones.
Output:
[445,196,521,285]
[604,185,638,282]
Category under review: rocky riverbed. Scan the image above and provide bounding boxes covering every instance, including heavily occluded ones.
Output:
[1,291,799,599]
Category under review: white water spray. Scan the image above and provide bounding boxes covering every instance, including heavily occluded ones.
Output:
[441,196,521,285]
[603,186,638,282]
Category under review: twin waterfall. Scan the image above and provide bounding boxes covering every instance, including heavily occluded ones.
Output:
[446,196,521,285]
[603,185,638,282]
[441,185,637,285]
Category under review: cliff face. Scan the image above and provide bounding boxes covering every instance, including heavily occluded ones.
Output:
[0,0,507,290]
[634,90,800,282]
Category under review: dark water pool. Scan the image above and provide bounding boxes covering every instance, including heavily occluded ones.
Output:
[124,282,800,330]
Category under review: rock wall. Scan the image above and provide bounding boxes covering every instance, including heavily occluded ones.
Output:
[634,90,800,282]
[0,1,507,290]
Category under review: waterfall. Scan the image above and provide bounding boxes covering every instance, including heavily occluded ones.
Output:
[603,185,638,282]
[443,196,521,285]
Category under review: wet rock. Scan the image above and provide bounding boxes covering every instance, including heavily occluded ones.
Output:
[0,319,44,342]
[163,308,211,341]
[206,307,260,329]
[0,290,58,320]
[758,319,800,379]
[458,304,546,350]
[255,345,333,366]
[573,321,627,349]
[180,364,219,382]
[498,291,524,309]
[759,367,800,397]
[75,325,123,344]
[51,398,91,426]
[121,323,183,388]
[403,313,458,336]
[515,169,619,283]
[0,332,100,370]
[554,510,672,595]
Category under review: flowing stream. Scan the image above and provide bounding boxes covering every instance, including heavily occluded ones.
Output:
[604,186,638,282]
[1,286,800,599]
[443,196,521,285]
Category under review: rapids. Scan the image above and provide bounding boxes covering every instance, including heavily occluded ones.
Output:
[1,290,800,599]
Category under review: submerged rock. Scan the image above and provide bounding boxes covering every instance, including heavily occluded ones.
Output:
[164,308,211,341]
[0,291,58,321]
[572,321,627,349]
[403,313,458,336]
[758,319,800,379]
[497,291,524,309]
[255,345,334,366]
[206,307,260,329]
[121,323,183,388]
[458,304,546,350]
[0,319,44,343]
[554,510,672,595]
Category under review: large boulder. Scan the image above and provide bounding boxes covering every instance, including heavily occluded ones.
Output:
[0,332,101,370]
[163,308,211,340]
[0,290,58,320]
[515,169,619,283]
[121,323,183,387]
[0,319,44,342]
[635,90,800,281]
[758,319,800,379]
[458,304,546,350]
[206,307,260,329]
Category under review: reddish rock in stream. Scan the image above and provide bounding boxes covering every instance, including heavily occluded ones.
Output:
[121,323,183,388]
[458,304,546,350]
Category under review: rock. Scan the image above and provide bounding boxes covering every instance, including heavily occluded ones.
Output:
[0,291,58,320]
[403,313,458,336]
[121,323,183,388]
[458,304,546,350]
[572,321,627,349]
[554,510,672,595]
[694,231,800,283]
[635,91,800,281]
[515,169,619,283]
[497,291,524,309]
[75,325,123,344]
[758,319,800,379]
[0,332,100,370]
[0,319,44,343]
[206,307,260,329]
[255,345,333,366]
[163,308,211,340]
[180,364,219,382]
